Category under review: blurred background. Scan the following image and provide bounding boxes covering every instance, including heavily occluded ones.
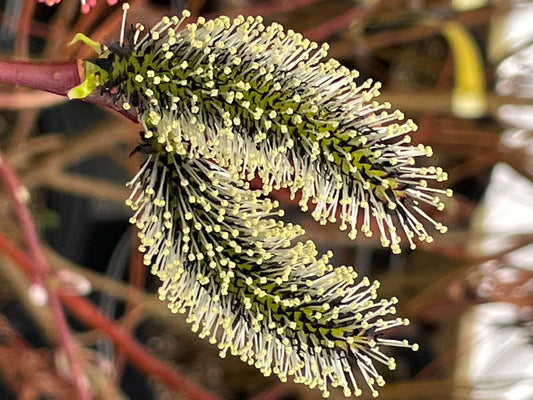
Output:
[0,0,532,399]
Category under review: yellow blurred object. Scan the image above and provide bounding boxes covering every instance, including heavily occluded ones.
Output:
[487,12,506,63]
[451,0,489,11]
[442,21,488,118]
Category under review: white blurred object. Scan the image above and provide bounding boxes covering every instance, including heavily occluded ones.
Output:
[461,2,533,398]
[489,3,533,62]
[461,161,533,399]
[28,283,48,307]
[467,303,533,400]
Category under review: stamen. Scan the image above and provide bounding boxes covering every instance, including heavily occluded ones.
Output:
[119,3,130,47]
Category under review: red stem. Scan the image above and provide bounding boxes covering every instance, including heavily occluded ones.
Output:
[249,383,293,400]
[14,1,36,57]
[114,234,146,378]
[227,0,325,17]
[0,231,220,400]
[61,295,220,400]
[0,59,138,122]
[0,152,90,400]
[304,7,364,42]
[0,60,81,96]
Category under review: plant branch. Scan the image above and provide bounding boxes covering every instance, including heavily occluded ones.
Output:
[216,0,325,19]
[404,232,533,319]
[0,152,90,400]
[0,231,220,400]
[0,90,66,110]
[304,7,364,42]
[0,250,56,343]
[42,245,182,324]
[0,314,78,399]
[114,233,146,378]
[44,0,80,58]
[61,294,221,400]
[365,6,495,51]
[379,90,533,116]
[0,59,138,122]
[0,60,81,96]
[37,171,130,204]
[14,1,36,57]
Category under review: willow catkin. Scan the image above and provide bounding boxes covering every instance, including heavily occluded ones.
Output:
[68,8,450,397]
[126,153,414,397]
[72,10,451,253]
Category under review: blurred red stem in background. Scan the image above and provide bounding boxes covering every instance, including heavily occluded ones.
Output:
[0,152,90,400]
[61,294,221,400]
[214,0,324,18]
[15,0,36,57]
[0,229,220,400]
[304,7,364,42]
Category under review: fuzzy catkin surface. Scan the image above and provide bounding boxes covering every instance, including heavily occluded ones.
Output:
[70,10,451,398]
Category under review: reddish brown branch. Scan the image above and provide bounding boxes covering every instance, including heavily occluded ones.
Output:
[60,295,220,400]
[50,280,215,399]
[43,1,80,58]
[0,11,51,40]
[0,153,90,400]
[0,60,81,96]
[213,0,325,19]
[14,1,36,57]
[114,234,146,378]
[304,7,364,42]
[0,58,138,122]
[364,6,496,51]
[0,231,220,400]
[0,90,65,110]
[0,314,78,399]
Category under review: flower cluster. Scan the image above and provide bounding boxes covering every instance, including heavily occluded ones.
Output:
[94,11,451,254]
[69,8,450,397]
[126,149,417,397]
